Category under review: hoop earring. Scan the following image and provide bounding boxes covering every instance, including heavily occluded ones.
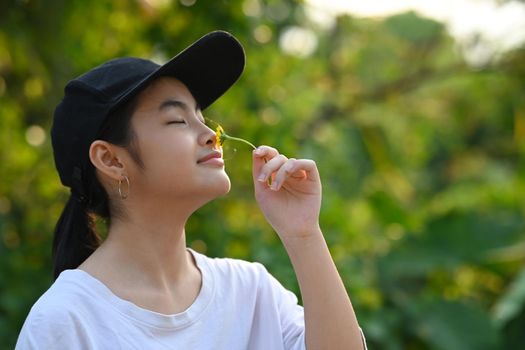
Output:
[118,176,130,200]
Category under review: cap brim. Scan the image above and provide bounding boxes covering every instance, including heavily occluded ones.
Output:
[118,30,245,111]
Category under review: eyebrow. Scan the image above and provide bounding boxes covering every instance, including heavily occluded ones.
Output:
[158,99,200,113]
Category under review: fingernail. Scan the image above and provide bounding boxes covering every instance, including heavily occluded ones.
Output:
[257,173,266,182]
[271,181,279,190]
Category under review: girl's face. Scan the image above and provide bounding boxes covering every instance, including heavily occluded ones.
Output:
[126,77,231,206]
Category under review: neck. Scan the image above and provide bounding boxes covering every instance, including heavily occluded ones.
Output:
[83,197,200,291]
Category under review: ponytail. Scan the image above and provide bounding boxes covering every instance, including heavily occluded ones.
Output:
[52,195,101,280]
[51,93,140,280]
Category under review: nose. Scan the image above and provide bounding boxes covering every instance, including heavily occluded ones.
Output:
[199,122,218,148]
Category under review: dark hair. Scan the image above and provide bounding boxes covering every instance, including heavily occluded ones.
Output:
[52,96,143,280]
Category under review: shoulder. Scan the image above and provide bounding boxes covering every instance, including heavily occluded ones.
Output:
[191,250,299,303]
[21,270,96,326]
[16,271,99,348]
[194,249,267,275]
[25,271,86,318]
[39,270,97,306]
[191,249,271,288]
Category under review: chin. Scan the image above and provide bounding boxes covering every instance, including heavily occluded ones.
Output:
[198,170,231,199]
[214,172,231,196]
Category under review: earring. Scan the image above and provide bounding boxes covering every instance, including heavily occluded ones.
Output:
[118,176,130,200]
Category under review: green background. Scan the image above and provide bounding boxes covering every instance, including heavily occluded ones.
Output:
[1,0,524,348]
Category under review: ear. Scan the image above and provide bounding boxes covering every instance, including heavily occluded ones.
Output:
[89,140,127,181]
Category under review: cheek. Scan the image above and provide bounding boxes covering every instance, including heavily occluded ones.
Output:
[149,145,192,177]
[135,132,194,178]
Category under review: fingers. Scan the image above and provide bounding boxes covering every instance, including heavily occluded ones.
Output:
[272,158,320,190]
[252,145,279,186]
[253,145,279,160]
[253,145,320,191]
[270,157,297,190]
[258,154,288,183]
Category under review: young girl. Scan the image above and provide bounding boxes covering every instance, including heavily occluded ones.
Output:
[16,31,366,349]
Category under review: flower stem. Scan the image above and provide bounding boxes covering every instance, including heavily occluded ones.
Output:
[225,135,257,150]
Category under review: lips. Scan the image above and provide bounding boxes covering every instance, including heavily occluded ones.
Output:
[197,150,223,164]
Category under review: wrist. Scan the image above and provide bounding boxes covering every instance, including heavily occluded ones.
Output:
[280,228,332,275]
[280,226,324,251]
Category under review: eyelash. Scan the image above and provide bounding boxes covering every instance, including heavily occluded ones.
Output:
[166,119,208,126]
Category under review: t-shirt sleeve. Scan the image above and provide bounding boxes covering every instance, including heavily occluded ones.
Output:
[257,263,368,350]
[255,263,306,350]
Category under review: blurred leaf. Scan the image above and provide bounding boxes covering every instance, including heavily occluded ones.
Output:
[383,11,444,44]
[493,266,525,327]
[379,210,523,279]
[413,300,501,350]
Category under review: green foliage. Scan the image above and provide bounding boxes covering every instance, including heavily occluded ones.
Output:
[1,0,524,349]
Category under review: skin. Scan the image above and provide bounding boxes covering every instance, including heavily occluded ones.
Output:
[80,77,363,349]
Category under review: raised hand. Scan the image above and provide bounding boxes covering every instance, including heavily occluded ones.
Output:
[252,145,322,243]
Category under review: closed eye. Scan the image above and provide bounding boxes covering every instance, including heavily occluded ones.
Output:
[166,120,186,125]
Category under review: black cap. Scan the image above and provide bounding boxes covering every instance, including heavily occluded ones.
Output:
[51,31,245,195]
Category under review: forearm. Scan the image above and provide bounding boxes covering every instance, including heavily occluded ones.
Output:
[282,229,363,350]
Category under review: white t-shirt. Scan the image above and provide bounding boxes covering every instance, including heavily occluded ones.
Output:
[16,249,366,349]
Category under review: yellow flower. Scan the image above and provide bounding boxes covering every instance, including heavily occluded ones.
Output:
[215,125,227,147]
[214,123,256,150]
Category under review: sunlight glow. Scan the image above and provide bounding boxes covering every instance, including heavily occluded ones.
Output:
[306,0,525,64]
